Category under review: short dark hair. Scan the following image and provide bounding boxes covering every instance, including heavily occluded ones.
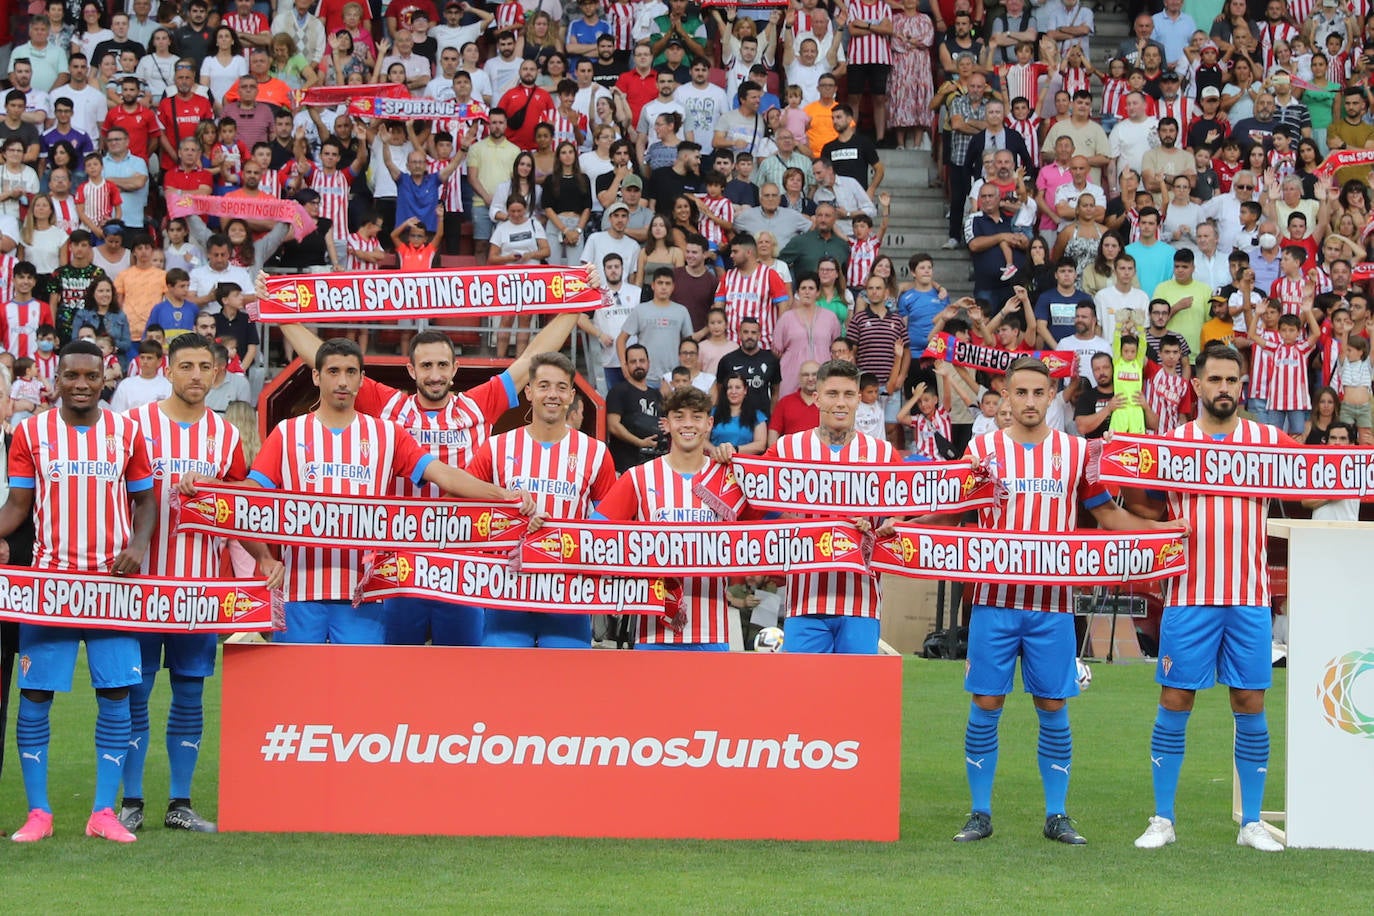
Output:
[1195,342,1243,373]
[138,338,164,358]
[817,359,859,385]
[665,386,712,414]
[315,337,363,372]
[1006,356,1053,382]
[60,339,105,365]
[167,332,215,362]
[407,329,458,360]
[528,351,575,381]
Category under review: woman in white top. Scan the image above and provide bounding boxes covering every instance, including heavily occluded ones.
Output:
[1161,174,1203,246]
[20,194,69,277]
[461,43,494,105]
[487,197,551,359]
[579,124,616,218]
[72,2,114,60]
[756,231,792,287]
[490,152,544,223]
[136,28,181,103]
[200,26,249,111]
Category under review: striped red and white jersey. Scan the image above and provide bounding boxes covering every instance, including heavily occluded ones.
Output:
[846,1,893,65]
[997,62,1049,110]
[603,1,635,49]
[2,299,55,359]
[51,195,80,234]
[1265,338,1314,410]
[698,193,734,249]
[1009,114,1041,164]
[769,429,899,619]
[1246,326,1281,400]
[909,406,952,460]
[302,164,355,242]
[1319,323,1342,392]
[76,177,121,225]
[714,264,789,350]
[258,165,283,198]
[1146,365,1192,432]
[464,426,617,518]
[223,12,269,42]
[428,156,464,211]
[249,412,431,602]
[127,401,246,578]
[35,353,58,386]
[0,254,13,303]
[1101,76,1129,118]
[597,456,748,645]
[966,428,1109,613]
[1288,0,1318,23]
[1259,21,1299,68]
[354,373,516,496]
[1267,147,1296,182]
[846,235,880,289]
[495,0,524,30]
[1061,65,1091,98]
[346,232,382,270]
[544,108,585,147]
[7,409,154,571]
[1271,276,1305,315]
[1161,419,1284,608]
[1156,94,1192,134]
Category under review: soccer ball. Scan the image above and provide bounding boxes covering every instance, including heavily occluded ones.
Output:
[754,626,785,653]
[1076,659,1093,691]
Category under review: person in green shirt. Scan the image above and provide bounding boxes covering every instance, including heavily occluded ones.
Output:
[1303,47,1341,157]
[1151,248,1212,353]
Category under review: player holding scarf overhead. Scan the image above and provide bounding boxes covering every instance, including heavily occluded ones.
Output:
[1128,344,1290,853]
[597,386,750,650]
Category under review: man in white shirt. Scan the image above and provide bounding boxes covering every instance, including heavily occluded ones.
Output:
[674,59,729,152]
[381,29,434,96]
[1191,222,1230,291]
[431,1,490,54]
[811,154,875,236]
[583,202,643,280]
[579,250,642,393]
[425,46,463,100]
[188,237,253,312]
[1040,0,1094,54]
[1058,301,1112,383]
[1108,92,1159,191]
[49,54,109,139]
[483,31,523,99]
[1094,251,1150,341]
[111,340,173,412]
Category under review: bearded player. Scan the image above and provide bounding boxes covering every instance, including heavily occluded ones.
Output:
[940,357,1185,846]
[1127,345,1287,853]
[597,386,749,650]
[463,352,617,647]
[117,334,284,834]
[243,338,532,644]
[276,311,582,646]
[763,359,899,654]
[0,341,157,843]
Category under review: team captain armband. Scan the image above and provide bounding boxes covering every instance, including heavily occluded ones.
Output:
[357,551,669,616]
[1093,434,1374,499]
[870,526,1189,586]
[174,482,529,551]
[0,566,278,633]
[516,519,871,577]
[730,456,996,515]
[254,265,609,323]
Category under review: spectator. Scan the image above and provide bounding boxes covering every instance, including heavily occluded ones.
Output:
[1033,257,1096,346]
[844,0,894,145]
[822,104,884,196]
[188,234,253,312]
[110,338,172,411]
[12,14,66,94]
[1125,208,1176,294]
[616,267,693,382]
[1043,90,1111,187]
[774,272,841,397]
[497,59,554,151]
[114,233,166,344]
[968,184,1028,313]
[671,233,717,329]
[1153,247,1215,352]
[710,372,768,453]
[605,342,665,472]
[716,314,780,416]
[802,71,841,156]
[767,359,821,445]
[172,0,216,69]
[1095,252,1151,343]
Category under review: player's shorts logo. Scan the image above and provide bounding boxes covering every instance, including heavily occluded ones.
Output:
[1161,655,1173,676]
[19,654,31,676]
[1318,650,1374,738]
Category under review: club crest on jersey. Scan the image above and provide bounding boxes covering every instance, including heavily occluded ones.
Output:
[359,439,371,461]
[20,655,31,676]
[105,435,118,459]
[565,453,578,472]
[1051,454,1062,471]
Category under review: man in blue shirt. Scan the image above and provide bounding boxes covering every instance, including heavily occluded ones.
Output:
[967,184,1027,315]
[389,148,457,233]
[896,252,950,355]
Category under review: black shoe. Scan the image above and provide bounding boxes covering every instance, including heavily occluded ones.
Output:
[1044,814,1087,845]
[165,802,218,833]
[117,799,144,832]
[953,811,993,842]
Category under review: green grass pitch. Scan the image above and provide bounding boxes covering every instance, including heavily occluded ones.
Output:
[1,654,1366,913]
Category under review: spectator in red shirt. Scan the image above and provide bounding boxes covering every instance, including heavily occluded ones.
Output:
[615,42,659,128]
[163,136,214,196]
[767,360,821,446]
[156,60,215,171]
[102,77,161,162]
[497,59,555,151]
[316,0,372,35]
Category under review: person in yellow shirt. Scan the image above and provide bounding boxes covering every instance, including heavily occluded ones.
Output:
[1200,294,1237,349]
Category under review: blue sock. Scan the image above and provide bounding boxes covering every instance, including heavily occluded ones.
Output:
[1234,711,1270,826]
[1150,706,1191,823]
[166,675,205,801]
[1036,706,1073,817]
[124,672,156,801]
[964,703,1002,816]
[16,696,53,813]
[94,694,132,813]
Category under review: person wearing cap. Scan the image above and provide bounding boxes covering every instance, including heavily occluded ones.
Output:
[583,200,643,280]
[1270,73,1312,139]
[618,173,655,242]
[657,37,692,86]
[1187,87,1229,152]
[650,0,708,69]
[1151,0,1197,72]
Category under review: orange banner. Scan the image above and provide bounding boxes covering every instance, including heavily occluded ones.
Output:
[219,644,901,840]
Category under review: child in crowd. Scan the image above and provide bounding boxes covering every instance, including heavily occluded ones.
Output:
[898,379,954,461]
[163,218,204,272]
[971,389,1000,436]
[75,153,122,235]
[697,307,733,376]
[1111,322,1147,434]
[855,372,885,439]
[390,210,445,271]
[7,356,47,425]
[697,171,734,257]
[1338,334,1373,443]
[1252,308,1321,435]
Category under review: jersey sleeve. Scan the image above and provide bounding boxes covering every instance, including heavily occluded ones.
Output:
[390,423,434,485]
[7,421,36,488]
[247,425,286,488]
[352,375,403,416]
[125,424,154,494]
[767,269,789,306]
[595,469,641,520]
[466,371,519,418]
[463,440,495,480]
[587,445,620,503]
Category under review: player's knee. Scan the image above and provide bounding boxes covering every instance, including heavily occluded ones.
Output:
[1229,687,1265,714]
[1032,697,1066,712]
[20,689,54,704]
[1159,686,1196,712]
[96,687,130,701]
[972,693,1006,711]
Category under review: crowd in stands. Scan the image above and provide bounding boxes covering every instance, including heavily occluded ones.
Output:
[0,1,1370,487]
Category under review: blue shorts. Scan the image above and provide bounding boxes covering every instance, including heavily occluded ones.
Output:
[275,600,386,645]
[965,605,1079,699]
[634,642,729,651]
[483,610,591,648]
[382,597,485,647]
[472,204,494,241]
[138,633,217,678]
[18,625,143,692]
[782,615,880,654]
[1156,604,1273,691]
